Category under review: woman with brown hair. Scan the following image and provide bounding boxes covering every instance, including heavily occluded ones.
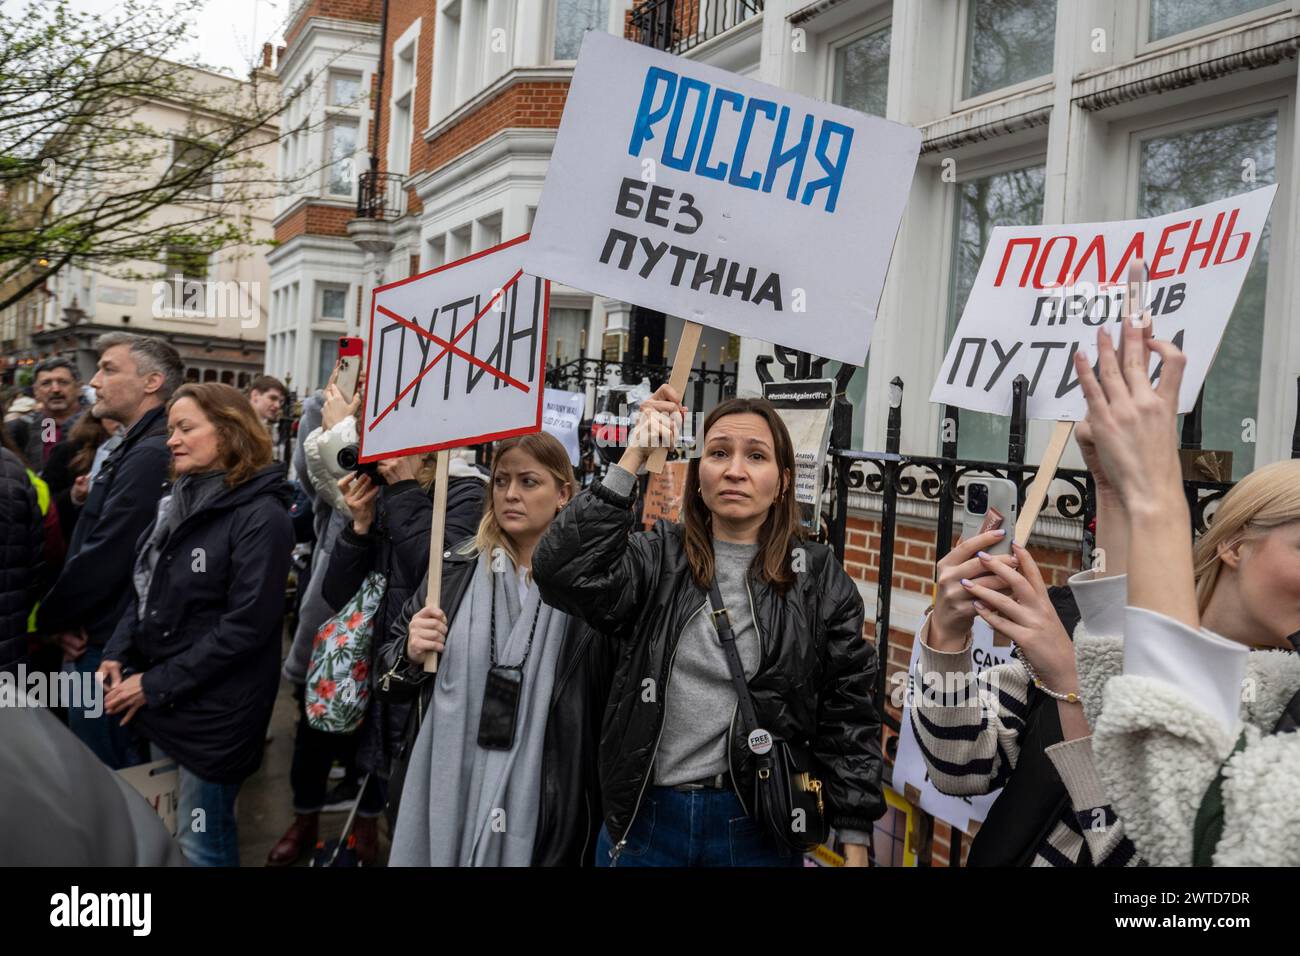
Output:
[532,386,882,866]
[99,382,294,866]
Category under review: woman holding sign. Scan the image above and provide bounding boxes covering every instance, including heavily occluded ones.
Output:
[377,432,613,866]
[532,388,881,867]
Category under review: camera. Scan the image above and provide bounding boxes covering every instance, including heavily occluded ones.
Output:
[966,481,989,515]
[337,444,384,484]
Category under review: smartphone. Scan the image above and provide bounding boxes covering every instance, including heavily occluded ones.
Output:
[336,337,364,400]
[961,478,1018,555]
[477,666,522,750]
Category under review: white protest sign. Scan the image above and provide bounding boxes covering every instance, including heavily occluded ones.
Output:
[930,186,1277,419]
[762,379,834,530]
[117,758,181,838]
[891,618,1012,833]
[523,31,920,367]
[359,235,549,460]
[542,387,585,466]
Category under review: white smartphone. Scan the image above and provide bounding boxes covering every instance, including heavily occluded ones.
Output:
[961,477,1018,555]
[336,337,364,400]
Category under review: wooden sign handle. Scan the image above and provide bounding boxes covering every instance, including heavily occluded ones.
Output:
[645,321,703,475]
[422,448,451,674]
[1014,420,1074,544]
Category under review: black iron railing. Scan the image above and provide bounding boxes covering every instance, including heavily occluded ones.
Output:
[356,169,406,220]
[630,0,763,54]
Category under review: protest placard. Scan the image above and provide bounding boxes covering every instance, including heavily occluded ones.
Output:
[891,618,1011,833]
[118,758,181,838]
[930,186,1278,420]
[358,233,549,461]
[358,233,549,671]
[523,30,920,369]
[541,387,584,466]
[763,379,834,530]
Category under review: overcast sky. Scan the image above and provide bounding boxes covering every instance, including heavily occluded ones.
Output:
[13,0,288,78]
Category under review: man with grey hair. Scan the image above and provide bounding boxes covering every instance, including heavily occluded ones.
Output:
[38,332,184,769]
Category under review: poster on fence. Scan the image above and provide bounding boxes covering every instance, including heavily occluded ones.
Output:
[642,459,688,530]
[523,31,921,368]
[891,618,1012,834]
[762,378,834,530]
[542,387,585,466]
[930,186,1277,420]
[358,234,549,460]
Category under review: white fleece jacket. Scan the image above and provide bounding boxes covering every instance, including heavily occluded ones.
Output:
[1092,603,1300,866]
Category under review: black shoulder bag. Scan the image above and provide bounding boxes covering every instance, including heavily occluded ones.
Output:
[709,579,828,854]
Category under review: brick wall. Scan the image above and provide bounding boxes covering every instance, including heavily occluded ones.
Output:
[284,0,383,48]
[425,80,569,172]
[842,511,1084,866]
[274,203,354,243]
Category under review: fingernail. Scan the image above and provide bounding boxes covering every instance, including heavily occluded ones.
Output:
[977,551,990,559]
[973,600,986,610]
[993,529,1006,536]
[960,578,972,587]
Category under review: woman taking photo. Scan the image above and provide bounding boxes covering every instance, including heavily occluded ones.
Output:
[533,387,882,867]
[377,432,612,866]
[99,383,293,867]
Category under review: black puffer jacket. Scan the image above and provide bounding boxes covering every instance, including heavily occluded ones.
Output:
[533,476,883,851]
[103,465,294,783]
[323,474,486,777]
[376,541,614,866]
[0,448,43,671]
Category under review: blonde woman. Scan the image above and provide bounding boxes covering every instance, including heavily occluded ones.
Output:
[376,432,612,866]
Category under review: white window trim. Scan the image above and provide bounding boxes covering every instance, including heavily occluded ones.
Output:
[327,68,365,109]
[388,19,422,177]
[822,12,892,112]
[324,117,361,199]
[548,0,619,65]
[951,0,1057,113]
[317,282,350,323]
[1136,0,1290,56]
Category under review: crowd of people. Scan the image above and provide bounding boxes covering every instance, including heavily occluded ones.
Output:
[1,318,1297,868]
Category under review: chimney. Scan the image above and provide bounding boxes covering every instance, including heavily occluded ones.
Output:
[262,42,273,69]
[276,44,286,68]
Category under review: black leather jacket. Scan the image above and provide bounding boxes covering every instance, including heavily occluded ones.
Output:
[376,539,613,866]
[532,476,884,855]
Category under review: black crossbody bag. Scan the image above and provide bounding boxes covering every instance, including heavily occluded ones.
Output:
[709,579,828,854]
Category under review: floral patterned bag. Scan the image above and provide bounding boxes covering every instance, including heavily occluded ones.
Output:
[306,572,387,733]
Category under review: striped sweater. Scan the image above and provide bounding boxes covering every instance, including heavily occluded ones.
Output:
[910,570,1142,867]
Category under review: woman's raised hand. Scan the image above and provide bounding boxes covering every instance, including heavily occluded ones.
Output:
[928,529,1018,650]
[618,384,688,473]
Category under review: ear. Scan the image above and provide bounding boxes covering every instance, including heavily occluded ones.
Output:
[141,371,166,397]
[556,482,572,511]
[1217,538,1245,570]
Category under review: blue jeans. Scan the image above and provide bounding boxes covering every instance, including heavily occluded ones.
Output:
[152,744,242,867]
[64,645,147,770]
[595,787,803,867]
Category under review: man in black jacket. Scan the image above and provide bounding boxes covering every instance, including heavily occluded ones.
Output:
[37,332,184,769]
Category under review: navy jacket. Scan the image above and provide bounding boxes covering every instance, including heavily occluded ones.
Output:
[37,405,171,646]
[103,465,294,783]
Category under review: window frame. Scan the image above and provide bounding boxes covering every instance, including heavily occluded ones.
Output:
[952,0,1058,112]
[1137,0,1288,55]
[317,283,349,324]
[823,11,893,116]
[169,137,217,198]
[388,20,421,177]
[323,117,360,198]
[549,0,614,65]
[328,69,364,109]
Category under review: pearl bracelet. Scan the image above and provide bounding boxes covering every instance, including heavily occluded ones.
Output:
[1016,648,1081,704]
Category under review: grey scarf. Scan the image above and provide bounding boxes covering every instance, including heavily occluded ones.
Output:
[134,471,227,620]
[389,552,568,867]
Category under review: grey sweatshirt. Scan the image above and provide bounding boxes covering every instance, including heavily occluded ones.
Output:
[605,465,759,786]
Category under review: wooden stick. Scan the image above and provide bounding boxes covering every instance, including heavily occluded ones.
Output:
[645,321,702,475]
[422,448,451,674]
[1014,420,1074,544]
